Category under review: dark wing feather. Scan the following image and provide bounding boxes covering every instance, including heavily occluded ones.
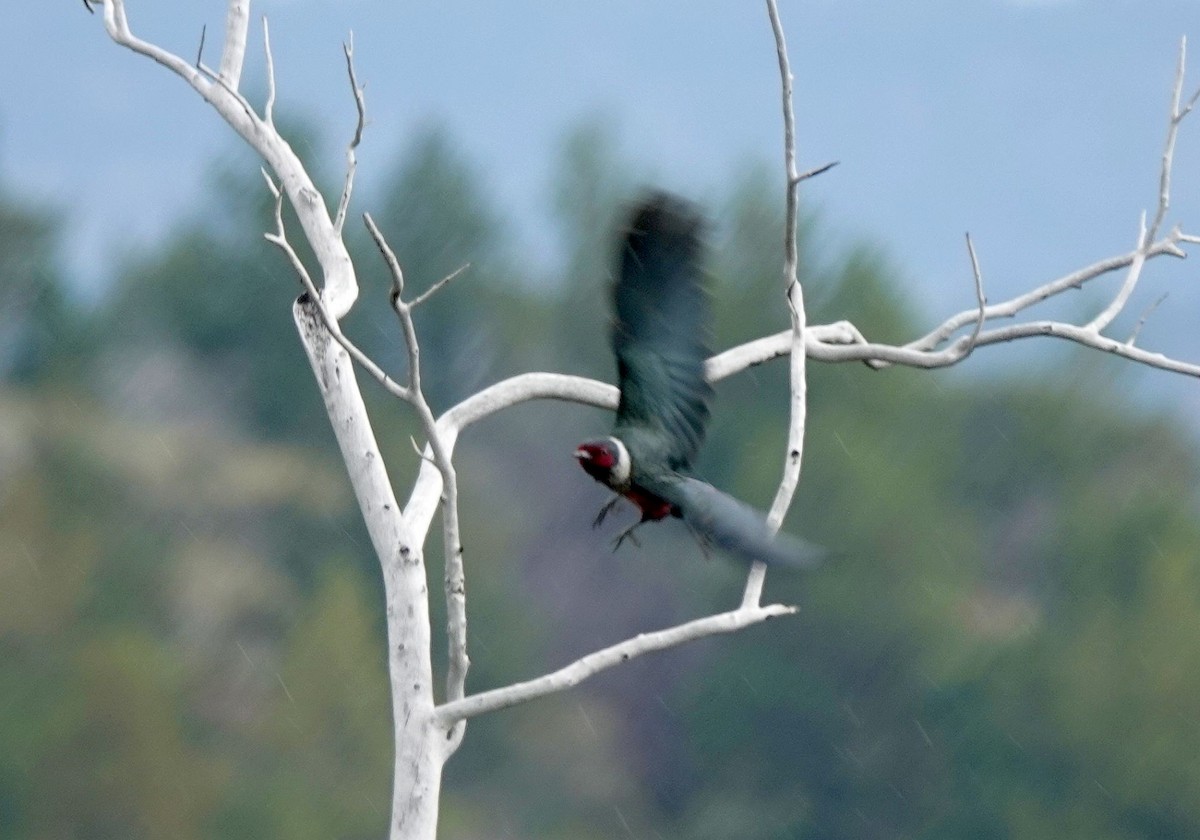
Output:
[612,192,713,470]
[639,473,828,568]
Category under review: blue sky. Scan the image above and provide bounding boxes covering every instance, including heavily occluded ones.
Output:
[3,2,1198,410]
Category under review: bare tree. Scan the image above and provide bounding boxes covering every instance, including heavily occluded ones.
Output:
[83,0,1199,837]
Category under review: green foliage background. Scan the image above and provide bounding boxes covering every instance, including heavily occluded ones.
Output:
[2,120,1198,839]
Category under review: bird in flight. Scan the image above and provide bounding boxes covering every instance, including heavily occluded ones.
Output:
[574,191,825,568]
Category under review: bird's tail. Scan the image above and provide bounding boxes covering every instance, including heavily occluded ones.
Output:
[648,473,830,569]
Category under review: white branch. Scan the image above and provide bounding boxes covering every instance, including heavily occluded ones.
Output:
[99,0,358,316]
[333,35,366,236]
[261,174,410,401]
[93,7,435,835]
[1086,212,1149,334]
[969,319,1200,376]
[262,16,277,128]
[399,230,1198,555]
[743,0,810,609]
[363,214,471,751]
[398,324,969,567]
[434,604,797,724]
[1150,37,1199,242]
[887,234,1187,361]
[404,374,616,543]
[292,298,444,840]
[218,0,250,88]
[962,231,988,354]
[1086,40,1197,336]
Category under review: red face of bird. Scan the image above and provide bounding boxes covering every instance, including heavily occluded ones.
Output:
[573,437,631,488]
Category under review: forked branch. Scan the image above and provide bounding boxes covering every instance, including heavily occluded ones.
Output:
[362,214,471,751]
[261,173,411,401]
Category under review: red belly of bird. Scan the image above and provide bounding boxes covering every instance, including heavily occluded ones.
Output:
[625,486,673,521]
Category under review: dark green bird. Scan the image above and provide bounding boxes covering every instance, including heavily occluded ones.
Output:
[574,191,824,568]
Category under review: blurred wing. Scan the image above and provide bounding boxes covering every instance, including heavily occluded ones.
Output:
[612,191,713,469]
[641,473,828,569]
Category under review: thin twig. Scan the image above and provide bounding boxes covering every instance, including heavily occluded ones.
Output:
[334,34,367,235]
[409,436,437,465]
[1126,293,1169,346]
[962,232,987,354]
[865,233,986,368]
[766,0,800,277]
[364,213,407,299]
[411,263,470,309]
[195,24,207,69]
[1150,37,1193,243]
[796,160,839,184]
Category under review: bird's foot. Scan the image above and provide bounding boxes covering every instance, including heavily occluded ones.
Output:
[611,522,643,551]
[593,496,623,528]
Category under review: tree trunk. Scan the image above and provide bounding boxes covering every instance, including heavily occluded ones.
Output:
[294,298,444,839]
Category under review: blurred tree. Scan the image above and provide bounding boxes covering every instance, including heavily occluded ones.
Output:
[96,119,335,443]
[5,112,1200,839]
[0,386,369,838]
[0,186,85,384]
[211,568,392,840]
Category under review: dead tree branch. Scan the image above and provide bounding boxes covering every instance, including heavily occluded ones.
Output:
[435,604,796,725]
[743,0,809,609]
[85,4,1200,838]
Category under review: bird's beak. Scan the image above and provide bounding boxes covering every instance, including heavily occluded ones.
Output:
[573,449,590,460]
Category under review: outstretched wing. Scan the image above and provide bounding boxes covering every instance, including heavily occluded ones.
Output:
[639,473,828,568]
[612,191,713,470]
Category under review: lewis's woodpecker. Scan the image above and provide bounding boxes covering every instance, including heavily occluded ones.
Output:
[574,191,825,568]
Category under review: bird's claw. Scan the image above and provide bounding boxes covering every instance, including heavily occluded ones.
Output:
[593,496,622,528]
[611,523,643,551]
